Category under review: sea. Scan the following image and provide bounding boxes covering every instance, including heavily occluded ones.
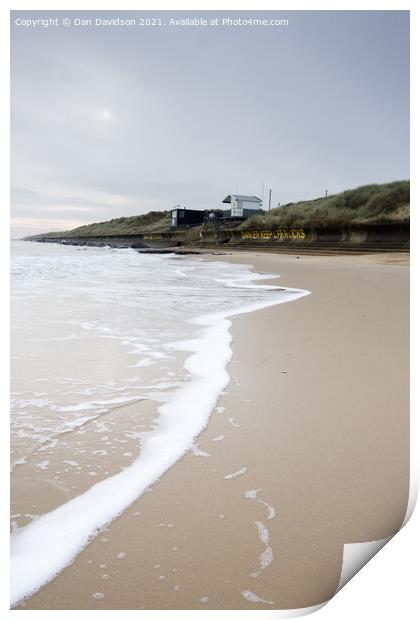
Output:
[10,239,309,605]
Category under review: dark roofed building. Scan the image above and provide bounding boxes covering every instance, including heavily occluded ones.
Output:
[170,207,205,229]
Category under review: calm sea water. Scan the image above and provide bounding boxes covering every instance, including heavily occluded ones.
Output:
[11,241,295,460]
[10,240,308,605]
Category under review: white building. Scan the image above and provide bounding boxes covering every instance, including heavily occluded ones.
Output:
[222,194,263,218]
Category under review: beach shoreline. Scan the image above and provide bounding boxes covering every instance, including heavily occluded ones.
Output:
[15,250,409,610]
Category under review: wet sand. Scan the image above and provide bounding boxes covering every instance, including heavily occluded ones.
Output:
[17,251,409,610]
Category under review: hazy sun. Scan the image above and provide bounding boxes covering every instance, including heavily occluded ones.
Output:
[100,108,113,121]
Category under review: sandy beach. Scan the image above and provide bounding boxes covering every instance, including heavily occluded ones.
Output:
[14,250,409,611]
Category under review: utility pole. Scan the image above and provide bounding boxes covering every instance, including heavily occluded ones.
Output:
[268,189,272,211]
[325,189,328,198]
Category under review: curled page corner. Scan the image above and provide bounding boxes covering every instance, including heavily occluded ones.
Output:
[261,602,326,618]
[335,536,392,593]
[402,474,418,527]
[335,475,418,597]
[273,602,326,617]
[279,535,395,618]
[281,537,393,618]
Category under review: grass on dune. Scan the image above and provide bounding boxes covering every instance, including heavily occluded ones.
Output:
[27,180,409,239]
[241,180,409,229]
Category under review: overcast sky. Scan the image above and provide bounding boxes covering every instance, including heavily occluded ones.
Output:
[11,10,409,238]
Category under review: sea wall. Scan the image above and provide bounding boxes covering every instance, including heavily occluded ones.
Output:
[34,222,409,252]
[202,222,409,248]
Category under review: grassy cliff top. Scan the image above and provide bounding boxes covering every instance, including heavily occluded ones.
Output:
[241,180,409,230]
[27,180,409,239]
[27,210,171,239]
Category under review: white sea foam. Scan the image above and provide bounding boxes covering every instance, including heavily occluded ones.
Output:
[259,546,273,570]
[48,333,78,342]
[224,467,248,480]
[38,439,58,452]
[11,244,309,605]
[130,359,155,368]
[245,488,263,499]
[35,460,49,470]
[191,443,211,457]
[55,395,142,413]
[228,417,240,427]
[245,488,276,520]
[259,499,276,520]
[243,495,275,578]
[242,590,273,605]
[255,520,270,545]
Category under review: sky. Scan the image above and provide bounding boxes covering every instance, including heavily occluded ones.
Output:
[10,10,409,238]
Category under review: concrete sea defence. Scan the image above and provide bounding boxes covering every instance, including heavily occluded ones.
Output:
[33,222,409,254]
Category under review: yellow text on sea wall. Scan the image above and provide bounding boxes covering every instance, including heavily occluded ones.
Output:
[241,228,306,241]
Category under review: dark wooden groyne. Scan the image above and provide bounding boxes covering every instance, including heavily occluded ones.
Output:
[33,222,409,255]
